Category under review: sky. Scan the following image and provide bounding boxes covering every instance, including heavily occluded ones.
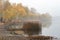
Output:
[9,0,60,17]
[9,0,60,38]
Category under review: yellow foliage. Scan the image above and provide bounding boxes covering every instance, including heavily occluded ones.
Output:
[2,2,27,20]
[16,4,27,16]
[3,6,17,20]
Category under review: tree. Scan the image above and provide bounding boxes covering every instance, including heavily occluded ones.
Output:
[24,7,29,14]
[3,7,17,20]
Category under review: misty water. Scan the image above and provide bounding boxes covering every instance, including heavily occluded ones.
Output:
[42,16,60,39]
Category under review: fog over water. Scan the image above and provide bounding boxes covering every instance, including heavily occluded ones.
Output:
[42,16,60,38]
[9,0,60,38]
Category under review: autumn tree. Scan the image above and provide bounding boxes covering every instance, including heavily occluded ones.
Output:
[0,0,52,27]
[2,1,27,21]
